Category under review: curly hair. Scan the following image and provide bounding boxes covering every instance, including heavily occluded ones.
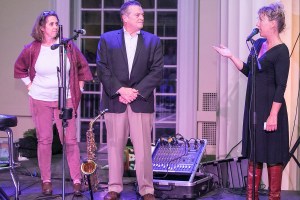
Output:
[31,11,59,42]
[258,2,286,33]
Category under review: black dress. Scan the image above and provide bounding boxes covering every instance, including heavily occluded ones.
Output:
[241,38,290,165]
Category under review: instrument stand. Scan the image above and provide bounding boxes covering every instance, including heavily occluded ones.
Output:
[284,136,300,169]
[284,31,300,169]
[0,186,9,200]
[283,32,300,169]
[86,175,94,200]
[284,32,300,170]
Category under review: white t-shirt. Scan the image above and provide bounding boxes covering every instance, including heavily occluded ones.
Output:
[28,45,71,101]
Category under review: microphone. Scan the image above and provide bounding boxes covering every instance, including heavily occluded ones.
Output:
[74,29,86,35]
[246,28,259,41]
[257,59,262,71]
[51,44,60,50]
[51,25,63,50]
[51,29,86,50]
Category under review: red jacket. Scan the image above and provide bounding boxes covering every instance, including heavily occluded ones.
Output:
[14,40,93,113]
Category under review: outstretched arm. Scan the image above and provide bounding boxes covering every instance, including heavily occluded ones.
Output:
[213,44,244,71]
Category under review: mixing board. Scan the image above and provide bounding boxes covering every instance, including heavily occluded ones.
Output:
[152,138,207,175]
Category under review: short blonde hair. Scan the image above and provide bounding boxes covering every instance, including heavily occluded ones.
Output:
[258,2,285,33]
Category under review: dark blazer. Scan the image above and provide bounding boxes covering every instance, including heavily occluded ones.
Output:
[96,29,163,113]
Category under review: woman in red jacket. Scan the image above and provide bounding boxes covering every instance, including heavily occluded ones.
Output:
[14,11,92,196]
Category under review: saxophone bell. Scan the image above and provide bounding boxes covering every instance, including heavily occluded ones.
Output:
[81,160,97,175]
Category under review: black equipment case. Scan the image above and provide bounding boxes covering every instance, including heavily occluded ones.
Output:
[153,173,213,199]
[152,138,213,199]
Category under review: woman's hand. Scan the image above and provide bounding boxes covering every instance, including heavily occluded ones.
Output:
[265,102,282,132]
[212,44,233,58]
[212,44,244,70]
[27,82,32,91]
[265,114,278,132]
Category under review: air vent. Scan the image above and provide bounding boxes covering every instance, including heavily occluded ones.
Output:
[202,122,216,145]
[202,93,217,111]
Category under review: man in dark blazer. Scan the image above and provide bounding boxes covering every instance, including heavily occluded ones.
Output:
[96,1,163,200]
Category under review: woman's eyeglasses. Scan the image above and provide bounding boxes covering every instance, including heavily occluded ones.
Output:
[40,10,56,22]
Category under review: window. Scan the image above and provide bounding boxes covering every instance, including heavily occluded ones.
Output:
[74,0,178,143]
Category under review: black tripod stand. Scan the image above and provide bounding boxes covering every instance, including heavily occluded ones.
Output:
[284,136,300,169]
[284,32,300,169]
[0,186,9,200]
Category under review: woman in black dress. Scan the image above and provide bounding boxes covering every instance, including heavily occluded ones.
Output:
[213,2,289,200]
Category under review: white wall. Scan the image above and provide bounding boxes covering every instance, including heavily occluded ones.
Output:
[0,0,55,139]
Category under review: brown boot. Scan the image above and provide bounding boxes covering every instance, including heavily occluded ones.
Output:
[246,161,262,200]
[267,164,283,200]
[73,183,82,196]
[104,191,120,200]
[142,193,156,200]
[42,182,52,195]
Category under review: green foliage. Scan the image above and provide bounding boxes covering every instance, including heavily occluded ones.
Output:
[23,128,37,138]
[201,154,216,163]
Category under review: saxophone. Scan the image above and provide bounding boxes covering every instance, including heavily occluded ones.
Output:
[81,109,108,191]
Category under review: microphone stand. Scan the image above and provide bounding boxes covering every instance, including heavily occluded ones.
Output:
[249,38,261,200]
[51,25,80,200]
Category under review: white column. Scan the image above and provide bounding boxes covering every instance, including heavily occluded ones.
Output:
[177,0,199,139]
[54,0,71,37]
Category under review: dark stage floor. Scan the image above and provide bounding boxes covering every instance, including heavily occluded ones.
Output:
[0,143,299,200]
